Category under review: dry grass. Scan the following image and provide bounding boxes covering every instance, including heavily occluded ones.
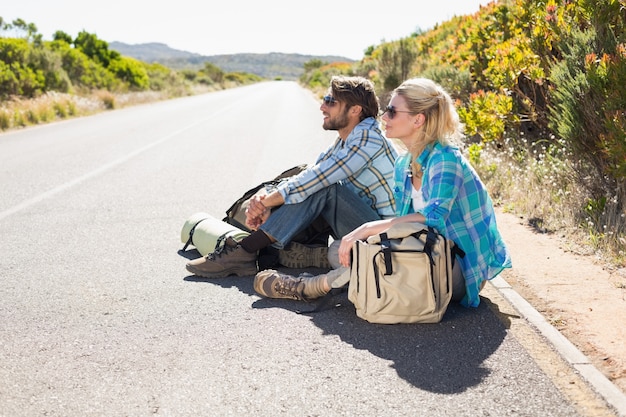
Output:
[0,85,217,132]
[473,134,626,269]
[1,92,99,130]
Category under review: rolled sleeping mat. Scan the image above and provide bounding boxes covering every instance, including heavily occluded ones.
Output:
[181,212,250,256]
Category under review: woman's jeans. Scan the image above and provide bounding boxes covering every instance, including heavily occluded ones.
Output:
[259,183,380,249]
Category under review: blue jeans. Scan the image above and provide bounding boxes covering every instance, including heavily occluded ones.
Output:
[260,183,381,249]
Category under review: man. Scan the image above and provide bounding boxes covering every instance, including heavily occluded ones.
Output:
[186,76,398,282]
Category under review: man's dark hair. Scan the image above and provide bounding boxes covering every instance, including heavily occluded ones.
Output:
[330,76,379,121]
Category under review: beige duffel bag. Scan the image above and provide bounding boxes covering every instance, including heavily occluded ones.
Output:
[348,222,459,324]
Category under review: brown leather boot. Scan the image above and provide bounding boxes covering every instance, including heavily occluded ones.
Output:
[186,237,257,278]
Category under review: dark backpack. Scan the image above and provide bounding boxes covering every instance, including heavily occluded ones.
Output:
[223,164,307,232]
[223,164,332,269]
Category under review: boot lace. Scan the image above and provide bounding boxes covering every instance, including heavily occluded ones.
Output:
[274,276,305,300]
[206,241,236,260]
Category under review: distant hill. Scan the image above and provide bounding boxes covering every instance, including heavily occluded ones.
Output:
[109,42,355,80]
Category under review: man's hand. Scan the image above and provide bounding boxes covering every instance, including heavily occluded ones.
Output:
[245,195,271,231]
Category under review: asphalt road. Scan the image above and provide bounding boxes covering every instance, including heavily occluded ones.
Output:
[0,81,615,416]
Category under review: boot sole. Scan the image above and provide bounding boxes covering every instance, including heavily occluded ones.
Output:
[186,265,258,278]
[278,243,331,269]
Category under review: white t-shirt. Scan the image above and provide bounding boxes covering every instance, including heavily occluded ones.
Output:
[412,185,425,212]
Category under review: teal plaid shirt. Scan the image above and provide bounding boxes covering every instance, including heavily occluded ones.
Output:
[277,117,398,218]
[394,142,512,307]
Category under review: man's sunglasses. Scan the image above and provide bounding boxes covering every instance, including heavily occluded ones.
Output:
[322,95,338,106]
[381,105,413,119]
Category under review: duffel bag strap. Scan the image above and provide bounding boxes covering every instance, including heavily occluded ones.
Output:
[423,226,438,265]
[380,232,393,276]
[295,287,347,315]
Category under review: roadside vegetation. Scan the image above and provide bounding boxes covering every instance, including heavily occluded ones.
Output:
[300,0,626,268]
[0,17,262,130]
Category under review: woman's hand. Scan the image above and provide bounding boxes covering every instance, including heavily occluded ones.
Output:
[338,234,358,268]
[338,219,394,267]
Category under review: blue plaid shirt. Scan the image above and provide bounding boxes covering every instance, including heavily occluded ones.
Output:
[277,117,398,218]
[394,142,512,307]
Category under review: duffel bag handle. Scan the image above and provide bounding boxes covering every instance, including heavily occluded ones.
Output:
[367,222,429,244]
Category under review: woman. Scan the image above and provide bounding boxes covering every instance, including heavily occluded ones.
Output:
[254,78,511,308]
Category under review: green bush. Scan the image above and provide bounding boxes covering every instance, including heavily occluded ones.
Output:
[47,39,119,91]
[0,37,29,64]
[546,21,626,182]
[0,61,20,97]
[458,90,514,143]
[28,46,71,93]
[145,63,187,92]
[224,72,263,84]
[0,109,10,130]
[199,62,224,84]
[420,65,472,101]
[587,48,626,181]
[108,56,149,90]
[0,38,46,97]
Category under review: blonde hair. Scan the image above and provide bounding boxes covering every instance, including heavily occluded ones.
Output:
[393,78,464,173]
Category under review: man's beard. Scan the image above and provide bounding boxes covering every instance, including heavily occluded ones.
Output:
[323,109,350,131]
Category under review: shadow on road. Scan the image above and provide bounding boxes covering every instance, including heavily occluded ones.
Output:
[184,268,509,394]
[178,249,202,260]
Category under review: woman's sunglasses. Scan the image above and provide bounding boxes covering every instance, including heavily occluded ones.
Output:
[322,95,338,106]
[381,105,413,119]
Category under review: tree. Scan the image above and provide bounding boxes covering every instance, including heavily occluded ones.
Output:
[11,18,39,43]
[73,31,119,68]
[0,17,40,43]
[53,30,73,44]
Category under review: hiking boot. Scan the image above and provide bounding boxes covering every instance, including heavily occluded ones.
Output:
[254,269,313,301]
[278,241,331,269]
[186,237,257,278]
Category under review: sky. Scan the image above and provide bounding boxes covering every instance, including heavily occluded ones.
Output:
[2,0,490,60]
